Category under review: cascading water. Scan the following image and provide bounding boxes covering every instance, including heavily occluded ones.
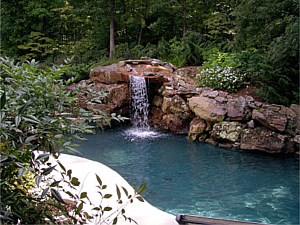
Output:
[125,75,161,139]
[129,75,150,129]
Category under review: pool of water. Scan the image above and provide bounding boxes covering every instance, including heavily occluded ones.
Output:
[75,127,299,225]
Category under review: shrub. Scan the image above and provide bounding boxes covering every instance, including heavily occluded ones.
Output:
[0,57,140,224]
[197,49,247,92]
[237,48,299,105]
[61,63,91,83]
[197,66,246,92]
[182,31,208,66]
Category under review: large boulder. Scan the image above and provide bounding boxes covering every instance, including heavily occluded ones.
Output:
[76,81,129,115]
[252,104,288,132]
[188,96,227,122]
[240,127,288,153]
[90,60,172,85]
[159,95,192,134]
[90,64,129,84]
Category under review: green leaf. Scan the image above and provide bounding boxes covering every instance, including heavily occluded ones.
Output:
[103,194,112,199]
[95,174,102,186]
[35,153,50,161]
[80,192,87,199]
[67,169,72,179]
[65,191,75,199]
[0,112,5,122]
[103,207,112,211]
[18,101,30,114]
[136,196,144,202]
[41,187,49,198]
[42,165,56,175]
[71,177,80,186]
[76,202,83,214]
[122,186,129,197]
[113,217,118,225]
[50,188,65,203]
[22,115,40,124]
[57,161,66,172]
[137,183,146,195]
[15,116,21,127]
[55,134,63,139]
[18,167,26,178]
[63,141,71,146]
[116,185,121,200]
[35,175,42,187]
[50,180,61,187]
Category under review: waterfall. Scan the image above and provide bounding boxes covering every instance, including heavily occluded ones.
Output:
[129,75,150,129]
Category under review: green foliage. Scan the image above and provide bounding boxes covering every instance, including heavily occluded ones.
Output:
[61,63,91,84]
[17,32,58,62]
[202,48,241,68]
[160,37,187,67]
[197,66,246,93]
[182,32,209,66]
[234,0,299,105]
[238,49,299,105]
[1,0,298,104]
[155,33,207,67]
[197,49,247,92]
[0,57,91,223]
[0,57,135,224]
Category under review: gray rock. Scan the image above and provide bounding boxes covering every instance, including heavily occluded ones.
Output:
[290,104,300,116]
[240,127,288,153]
[247,120,255,129]
[252,106,287,132]
[208,90,219,98]
[227,97,246,121]
[188,96,227,122]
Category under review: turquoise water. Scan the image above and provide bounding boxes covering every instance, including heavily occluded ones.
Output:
[76,127,299,225]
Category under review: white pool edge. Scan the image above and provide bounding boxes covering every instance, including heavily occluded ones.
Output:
[48,154,178,225]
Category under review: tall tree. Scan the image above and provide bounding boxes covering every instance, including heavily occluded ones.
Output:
[234,0,299,104]
[183,0,187,36]
[109,0,116,58]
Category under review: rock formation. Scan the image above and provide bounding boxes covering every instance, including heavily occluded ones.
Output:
[72,59,299,155]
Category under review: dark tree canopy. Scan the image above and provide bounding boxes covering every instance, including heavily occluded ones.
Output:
[1,0,299,104]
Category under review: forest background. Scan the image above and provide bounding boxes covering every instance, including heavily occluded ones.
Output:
[1,0,299,105]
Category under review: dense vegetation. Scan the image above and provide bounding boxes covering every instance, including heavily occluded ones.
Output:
[0,1,298,223]
[0,58,143,224]
[1,0,299,105]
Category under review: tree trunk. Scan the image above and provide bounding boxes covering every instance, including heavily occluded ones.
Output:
[183,0,186,36]
[138,25,143,45]
[109,0,115,59]
[137,0,149,46]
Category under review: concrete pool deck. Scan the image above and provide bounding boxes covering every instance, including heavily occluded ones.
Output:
[50,154,178,225]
